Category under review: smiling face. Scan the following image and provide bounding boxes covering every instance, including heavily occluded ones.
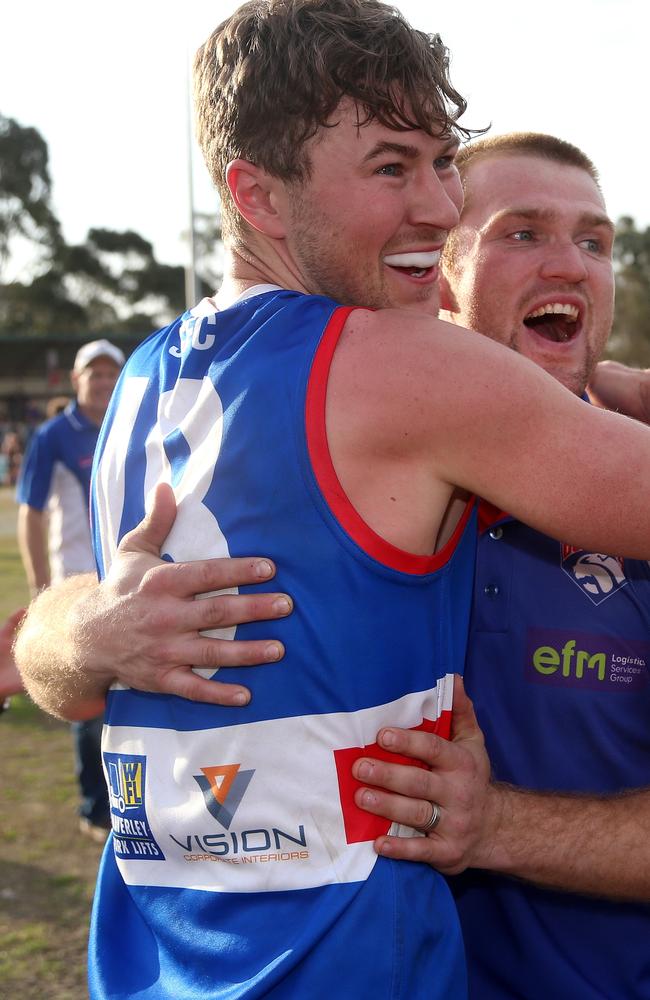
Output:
[277,100,464,312]
[72,357,121,425]
[441,153,615,394]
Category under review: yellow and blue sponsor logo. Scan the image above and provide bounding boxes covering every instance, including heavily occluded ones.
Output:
[104,752,164,861]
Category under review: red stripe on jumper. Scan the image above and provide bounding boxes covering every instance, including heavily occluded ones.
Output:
[305,306,475,574]
[333,712,452,845]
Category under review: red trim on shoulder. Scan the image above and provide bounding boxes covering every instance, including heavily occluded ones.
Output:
[477,499,510,534]
[305,305,475,575]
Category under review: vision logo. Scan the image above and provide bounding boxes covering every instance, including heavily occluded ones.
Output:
[561,546,626,606]
[194,764,255,829]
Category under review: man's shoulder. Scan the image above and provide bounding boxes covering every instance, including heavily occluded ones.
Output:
[26,407,72,449]
[17,412,73,500]
[336,308,471,391]
[343,305,438,332]
[328,308,461,453]
[340,307,467,356]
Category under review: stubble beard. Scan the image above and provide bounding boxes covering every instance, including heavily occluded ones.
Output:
[290,213,387,308]
[461,300,598,398]
[510,326,600,398]
[289,195,438,311]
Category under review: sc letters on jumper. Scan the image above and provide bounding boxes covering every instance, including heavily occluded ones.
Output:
[169,313,217,358]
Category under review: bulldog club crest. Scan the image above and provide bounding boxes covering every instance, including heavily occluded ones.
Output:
[561,546,627,606]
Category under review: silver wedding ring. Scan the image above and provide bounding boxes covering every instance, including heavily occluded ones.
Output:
[420,801,441,832]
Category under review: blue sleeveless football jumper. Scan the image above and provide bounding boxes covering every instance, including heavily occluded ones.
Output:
[90,288,476,999]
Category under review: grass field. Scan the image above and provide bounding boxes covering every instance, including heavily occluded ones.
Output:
[0,487,104,999]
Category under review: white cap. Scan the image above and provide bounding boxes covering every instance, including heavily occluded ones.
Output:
[73,339,125,372]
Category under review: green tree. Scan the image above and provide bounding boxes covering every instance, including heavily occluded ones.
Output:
[609,216,650,366]
[0,113,186,336]
[61,228,185,330]
[192,210,224,295]
[0,112,61,269]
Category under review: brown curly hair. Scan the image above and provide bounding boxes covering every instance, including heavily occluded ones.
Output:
[194,0,476,238]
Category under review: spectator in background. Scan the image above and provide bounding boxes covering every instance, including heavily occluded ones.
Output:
[0,430,23,486]
[0,441,9,486]
[16,339,124,841]
[0,609,25,709]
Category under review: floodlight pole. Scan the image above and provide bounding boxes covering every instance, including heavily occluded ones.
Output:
[185,54,201,310]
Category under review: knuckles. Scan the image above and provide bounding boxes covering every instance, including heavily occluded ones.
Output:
[194,558,238,594]
[407,768,434,800]
[200,597,229,628]
[139,561,176,593]
[148,639,176,663]
[414,801,434,829]
[193,642,223,669]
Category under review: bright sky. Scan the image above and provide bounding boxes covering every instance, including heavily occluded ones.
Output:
[2,0,646,272]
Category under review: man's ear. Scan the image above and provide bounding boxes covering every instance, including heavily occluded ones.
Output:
[225,159,287,238]
[70,369,80,393]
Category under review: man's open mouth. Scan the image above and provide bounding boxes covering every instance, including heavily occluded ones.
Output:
[523,302,580,343]
[382,250,441,279]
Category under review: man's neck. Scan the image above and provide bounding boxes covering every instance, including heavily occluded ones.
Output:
[222,239,310,302]
[76,402,105,428]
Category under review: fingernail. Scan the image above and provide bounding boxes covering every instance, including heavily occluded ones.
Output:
[265,643,282,661]
[255,560,274,578]
[273,596,292,615]
[233,690,250,706]
[356,760,372,780]
[360,789,377,806]
[380,729,396,748]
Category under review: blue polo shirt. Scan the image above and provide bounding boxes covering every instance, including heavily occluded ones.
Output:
[17,401,97,582]
[451,502,650,999]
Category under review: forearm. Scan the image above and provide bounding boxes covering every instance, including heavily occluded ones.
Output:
[588,360,650,424]
[354,708,650,903]
[14,573,111,721]
[482,782,650,900]
[17,505,50,595]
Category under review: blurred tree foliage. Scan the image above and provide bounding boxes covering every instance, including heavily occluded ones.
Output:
[608,216,650,367]
[192,211,224,296]
[0,113,62,265]
[0,113,223,337]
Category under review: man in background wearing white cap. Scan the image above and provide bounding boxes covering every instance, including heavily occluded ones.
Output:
[16,338,124,841]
